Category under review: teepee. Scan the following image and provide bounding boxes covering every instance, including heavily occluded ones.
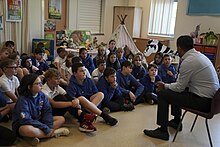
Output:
[109,15,140,55]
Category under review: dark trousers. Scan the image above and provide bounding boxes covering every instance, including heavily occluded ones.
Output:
[102,97,125,112]
[52,94,79,119]
[157,89,212,127]
[0,125,17,146]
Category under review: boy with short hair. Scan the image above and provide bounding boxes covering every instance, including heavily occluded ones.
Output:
[158,54,176,83]
[42,68,99,132]
[92,59,106,83]
[31,48,49,72]
[54,47,67,72]
[66,62,118,126]
[97,67,134,112]
[140,64,162,104]
[116,60,144,105]
[0,59,20,102]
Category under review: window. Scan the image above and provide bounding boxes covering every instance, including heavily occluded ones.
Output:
[148,0,178,37]
[77,0,105,34]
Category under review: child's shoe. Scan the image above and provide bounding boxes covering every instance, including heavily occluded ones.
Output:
[79,120,97,132]
[54,127,70,137]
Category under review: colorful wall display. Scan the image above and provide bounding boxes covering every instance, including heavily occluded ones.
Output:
[48,0,62,19]
[6,0,22,22]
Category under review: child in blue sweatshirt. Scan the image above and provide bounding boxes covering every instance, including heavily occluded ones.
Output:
[79,48,95,74]
[131,54,147,81]
[66,62,118,126]
[12,74,69,146]
[116,61,144,105]
[140,64,162,104]
[97,67,135,112]
[158,54,176,83]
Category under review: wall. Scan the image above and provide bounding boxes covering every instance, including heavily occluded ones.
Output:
[29,0,43,42]
[173,0,220,50]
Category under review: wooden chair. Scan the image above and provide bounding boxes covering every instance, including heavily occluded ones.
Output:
[172,89,220,147]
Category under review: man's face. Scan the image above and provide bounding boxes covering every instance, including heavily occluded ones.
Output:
[74,66,86,80]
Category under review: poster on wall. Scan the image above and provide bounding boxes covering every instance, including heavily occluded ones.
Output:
[44,20,56,32]
[0,16,3,30]
[6,0,22,22]
[48,0,62,19]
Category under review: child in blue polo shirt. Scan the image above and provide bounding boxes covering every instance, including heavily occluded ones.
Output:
[66,62,118,126]
[116,61,144,105]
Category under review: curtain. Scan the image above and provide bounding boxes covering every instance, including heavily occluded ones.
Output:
[148,0,175,37]
[0,0,29,54]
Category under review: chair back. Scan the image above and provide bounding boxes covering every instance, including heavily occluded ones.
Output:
[211,88,220,115]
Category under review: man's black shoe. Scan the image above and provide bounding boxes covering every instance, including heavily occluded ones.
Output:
[143,128,169,141]
[168,119,182,131]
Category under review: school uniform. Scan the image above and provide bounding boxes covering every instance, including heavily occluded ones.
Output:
[158,64,176,83]
[66,75,98,99]
[131,65,147,81]
[30,56,49,72]
[118,56,127,65]
[12,92,53,136]
[80,54,95,74]
[0,74,20,102]
[97,76,124,111]
[116,70,144,104]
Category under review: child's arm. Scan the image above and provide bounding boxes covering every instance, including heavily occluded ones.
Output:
[4,91,17,102]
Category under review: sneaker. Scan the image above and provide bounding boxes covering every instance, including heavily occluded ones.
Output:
[102,113,118,126]
[143,128,169,141]
[79,120,97,132]
[168,119,183,131]
[25,137,40,146]
[147,99,155,105]
[54,127,70,138]
[122,103,135,111]
[102,107,111,114]
[83,113,97,123]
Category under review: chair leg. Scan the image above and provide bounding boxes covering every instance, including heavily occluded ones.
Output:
[190,115,198,132]
[172,110,187,142]
[205,119,213,147]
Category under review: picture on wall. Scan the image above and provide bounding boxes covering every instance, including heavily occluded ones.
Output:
[48,0,62,19]
[0,16,3,30]
[6,0,22,22]
[44,20,56,32]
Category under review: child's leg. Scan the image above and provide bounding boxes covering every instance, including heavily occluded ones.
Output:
[89,92,104,106]
[77,96,102,115]
[53,116,65,130]
[19,125,51,138]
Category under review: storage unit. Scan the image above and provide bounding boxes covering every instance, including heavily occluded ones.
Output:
[194,35,220,67]
[113,6,142,37]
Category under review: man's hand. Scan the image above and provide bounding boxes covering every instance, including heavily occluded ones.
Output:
[129,91,136,102]
[156,81,165,92]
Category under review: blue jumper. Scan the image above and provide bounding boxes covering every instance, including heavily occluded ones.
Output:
[96,76,123,103]
[140,74,162,93]
[118,56,127,65]
[12,92,53,135]
[30,56,49,72]
[116,71,144,98]
[80,54,95,74]
[158,64,176,83]
[66,75,98,99]
[131,65,147,80]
